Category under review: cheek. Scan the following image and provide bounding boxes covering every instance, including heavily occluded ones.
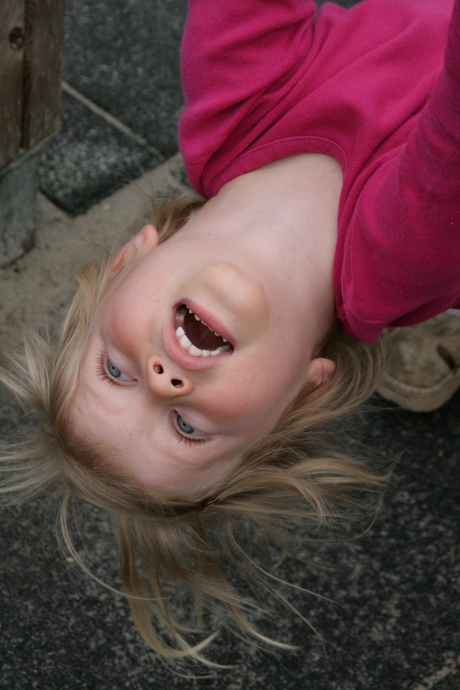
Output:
[111,315,136,342]
[100,276,151,339]
[202,369,289,430]
[106,301,145,352]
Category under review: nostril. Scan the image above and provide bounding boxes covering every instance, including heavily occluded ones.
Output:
[154,364,164,374]
[171,379,183,388]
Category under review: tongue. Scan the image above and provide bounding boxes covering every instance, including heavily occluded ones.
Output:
[184,310,226,350]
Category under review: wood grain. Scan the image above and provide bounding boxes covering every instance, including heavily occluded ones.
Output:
[21,0,65,149]
[0,0,26,169]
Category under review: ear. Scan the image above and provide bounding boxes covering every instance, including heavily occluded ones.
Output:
[111,224,159,274]
[304,357,335,395]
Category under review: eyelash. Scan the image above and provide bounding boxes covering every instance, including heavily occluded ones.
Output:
[96,352,213,446]
[175,429,213,446]
[174,412,214,446]
[96,352,120,385]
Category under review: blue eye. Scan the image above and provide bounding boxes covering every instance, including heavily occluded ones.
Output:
[173,413,213,445]
[107,360,122,378]
[174,413,210,445]
[97,354,133,383]
[176,414,196,435]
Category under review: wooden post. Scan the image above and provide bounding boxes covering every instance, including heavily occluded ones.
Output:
[22,0,66,150]
[0,0,65,266]
[0,0,26,169]
[0,0,65,168]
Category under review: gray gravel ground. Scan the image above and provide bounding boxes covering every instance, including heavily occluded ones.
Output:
[0,392,459,689]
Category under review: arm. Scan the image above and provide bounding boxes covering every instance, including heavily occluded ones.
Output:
[337,0,460,342]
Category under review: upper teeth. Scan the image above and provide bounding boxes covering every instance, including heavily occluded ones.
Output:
[175,308,231,357]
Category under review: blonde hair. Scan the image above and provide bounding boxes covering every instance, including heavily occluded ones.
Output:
[0,193,387,667]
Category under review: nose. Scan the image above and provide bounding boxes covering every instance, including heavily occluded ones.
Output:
[146,355,193,398]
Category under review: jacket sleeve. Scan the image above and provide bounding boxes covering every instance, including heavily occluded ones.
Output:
[179,0,317,195]
[337,0,460,342]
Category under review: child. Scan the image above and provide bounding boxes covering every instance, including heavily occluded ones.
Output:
[1,0,459,665]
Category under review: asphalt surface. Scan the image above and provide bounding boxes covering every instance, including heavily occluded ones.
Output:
[0,0,459,688]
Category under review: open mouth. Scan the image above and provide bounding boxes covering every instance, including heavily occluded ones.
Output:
[175,304,234,357]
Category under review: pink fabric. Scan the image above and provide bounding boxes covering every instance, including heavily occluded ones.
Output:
[179,0,460,342]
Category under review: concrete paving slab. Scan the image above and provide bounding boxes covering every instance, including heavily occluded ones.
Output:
[39,92,162,216]
[62,0,187,157]
[38,0,187,216]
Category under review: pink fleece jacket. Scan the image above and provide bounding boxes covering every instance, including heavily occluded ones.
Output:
[179,0,460,342]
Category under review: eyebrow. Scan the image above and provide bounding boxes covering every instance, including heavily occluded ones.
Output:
[158,433,221,467]
[167,448,195,465]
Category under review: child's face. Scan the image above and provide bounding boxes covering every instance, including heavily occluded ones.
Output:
[70,222,333,494]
